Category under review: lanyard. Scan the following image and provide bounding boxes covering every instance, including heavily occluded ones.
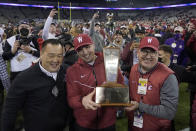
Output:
[92,67,98,86]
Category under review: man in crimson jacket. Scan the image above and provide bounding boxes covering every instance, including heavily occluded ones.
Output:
[125,37,179,131]
[66,34,124,131]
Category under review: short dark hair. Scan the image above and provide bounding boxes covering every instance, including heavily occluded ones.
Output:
[42,39,63,51]
[51,23,56,26]
[56,33,73,47]
[159,44,173,55]
[115,30,122,36]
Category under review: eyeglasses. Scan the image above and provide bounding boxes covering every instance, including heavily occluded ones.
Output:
[140,49,157,57]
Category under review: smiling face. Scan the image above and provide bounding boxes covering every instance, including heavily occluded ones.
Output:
[40,43,63,72]
[138,47,158,73]
[114,34,123,44]
[120,27,128,35]
[77,44,96,63]
[49,24,56,34]
[95,24,101,32]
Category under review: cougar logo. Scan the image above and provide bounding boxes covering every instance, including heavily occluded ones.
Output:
[148,38,152,43]
[77,37,83,43]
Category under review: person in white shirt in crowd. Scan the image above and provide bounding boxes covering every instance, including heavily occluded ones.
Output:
[42,9,58,40]
[89,12,105,52]
[2,20,40,82]
[111,30,126,53]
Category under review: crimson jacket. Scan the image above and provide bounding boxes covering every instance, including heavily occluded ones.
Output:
[128,63,178,131]
[186,34,196,63]
[66,53,124,129]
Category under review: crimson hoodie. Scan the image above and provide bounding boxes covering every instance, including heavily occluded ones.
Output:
[66,53,124,129]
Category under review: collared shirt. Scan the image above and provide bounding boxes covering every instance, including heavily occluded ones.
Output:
[138,63,158,75]
[39,62,57,81]
[87,56,97,66]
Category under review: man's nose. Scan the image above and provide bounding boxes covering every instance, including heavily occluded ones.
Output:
[53,56,61,62]
[82,48,88,54]
[145,52,152,58]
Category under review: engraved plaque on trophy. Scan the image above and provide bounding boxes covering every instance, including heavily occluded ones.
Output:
[95,46,132,106]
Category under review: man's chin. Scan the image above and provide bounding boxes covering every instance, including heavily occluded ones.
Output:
[82,58,94,63]
[49,67,60,72]
[141,64,152,71]
[142,67,151,72]
[85,60,93,63]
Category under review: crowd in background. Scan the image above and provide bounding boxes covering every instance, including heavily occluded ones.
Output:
[0,4,196,131]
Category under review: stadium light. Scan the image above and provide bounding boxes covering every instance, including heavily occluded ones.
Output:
[0,2,195,10]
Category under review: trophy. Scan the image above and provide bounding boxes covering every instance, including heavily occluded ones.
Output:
[105,13,115,37]
[95,46,131,106]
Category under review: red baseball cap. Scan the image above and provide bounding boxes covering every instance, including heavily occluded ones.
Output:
[139,37,159,51]
[73,34,93,51]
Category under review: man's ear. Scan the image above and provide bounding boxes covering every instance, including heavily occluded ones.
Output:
[91,44,95,50]
[40,50,43,59]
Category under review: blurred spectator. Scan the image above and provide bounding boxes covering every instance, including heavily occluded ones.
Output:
[186,19,196,65]
[165,26,185,65]
[159,44,196,83]
[2,20,40,82]
[111,30,125,52]
[57,32,78,66]
[185,18,196,131]
[57,32,78,131]
[89,13,105,52]
[0,28,10,130]
[0,28,5,54]
[121,29,145,78]
[160,25,173,44]
[0,27,10,92]
[42,9,58,40]
[120,25,131,43]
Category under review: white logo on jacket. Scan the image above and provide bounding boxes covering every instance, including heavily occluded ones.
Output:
[77,37,83,43]
[148,38,152,43]
[81,74,87,78]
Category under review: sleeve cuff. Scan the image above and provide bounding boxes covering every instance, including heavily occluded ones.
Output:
[138,102,146,113]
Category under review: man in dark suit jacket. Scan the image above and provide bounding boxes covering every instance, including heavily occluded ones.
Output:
[2,39,69,131]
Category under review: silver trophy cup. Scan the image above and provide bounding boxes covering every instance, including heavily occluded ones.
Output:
[95,47,131,106]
